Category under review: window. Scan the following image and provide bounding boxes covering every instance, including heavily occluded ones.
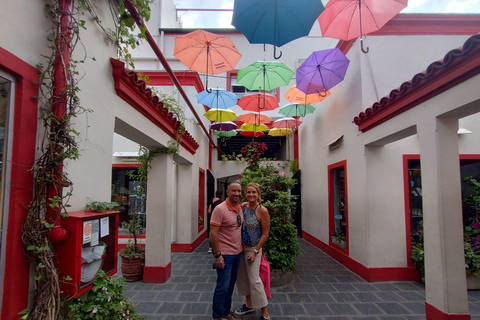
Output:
[328,160,348,251]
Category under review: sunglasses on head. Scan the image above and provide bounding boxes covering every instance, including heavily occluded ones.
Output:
[237,214,241,227]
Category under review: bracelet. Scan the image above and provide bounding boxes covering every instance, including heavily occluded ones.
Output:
[214,253,222,258]
[253,249,259,254]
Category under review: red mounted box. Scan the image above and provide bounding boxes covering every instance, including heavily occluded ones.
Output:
[53,210,119,298]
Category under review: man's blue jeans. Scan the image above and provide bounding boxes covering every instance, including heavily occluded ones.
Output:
[212,253,241,318]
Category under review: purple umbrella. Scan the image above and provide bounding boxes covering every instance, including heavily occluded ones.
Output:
[211,121,238,131]
[296,48,350,95]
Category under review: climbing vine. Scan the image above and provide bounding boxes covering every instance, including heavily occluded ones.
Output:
[20,0,153,319]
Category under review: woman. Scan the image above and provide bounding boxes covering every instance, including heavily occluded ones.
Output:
[235,183,271,320]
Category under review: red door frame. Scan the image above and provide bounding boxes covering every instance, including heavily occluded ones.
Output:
[198,168,206,233]
[0,47,39,320]
[328,160,349,255]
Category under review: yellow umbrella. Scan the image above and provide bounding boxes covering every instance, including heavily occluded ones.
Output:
[203,109,237,122]
[268,128,293,136]
[240,123,268,132]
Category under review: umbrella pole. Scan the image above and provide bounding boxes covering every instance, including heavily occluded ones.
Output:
[206,45,212,92]
[358,0,369,54]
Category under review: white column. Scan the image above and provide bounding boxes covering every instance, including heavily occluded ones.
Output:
[145,154,173,267]
[418,117,469,314]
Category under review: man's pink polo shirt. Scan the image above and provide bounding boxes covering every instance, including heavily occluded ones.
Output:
[210,199,243,255]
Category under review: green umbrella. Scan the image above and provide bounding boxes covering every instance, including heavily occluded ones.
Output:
[237,61,294,92]
[213,130,238,137]
[279,102,315,117]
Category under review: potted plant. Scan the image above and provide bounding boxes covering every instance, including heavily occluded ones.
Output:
[239,142,300,286]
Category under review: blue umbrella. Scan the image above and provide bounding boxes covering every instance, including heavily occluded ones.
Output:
[196,88,238,109]
[232,0,325,58]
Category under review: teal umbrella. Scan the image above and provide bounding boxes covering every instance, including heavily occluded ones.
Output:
[237,61,294,92]
[213,130,238,137]
[279,102,315,117]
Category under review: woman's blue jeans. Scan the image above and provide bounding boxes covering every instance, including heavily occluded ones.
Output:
[212,253,241,318]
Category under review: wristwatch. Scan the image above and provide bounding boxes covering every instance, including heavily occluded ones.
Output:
[253,249,259,254]
[214,253,222,258]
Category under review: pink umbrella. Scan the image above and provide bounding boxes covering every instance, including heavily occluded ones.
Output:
[237,93,279,111]
[272,117,302,129]
[318,0,408,53]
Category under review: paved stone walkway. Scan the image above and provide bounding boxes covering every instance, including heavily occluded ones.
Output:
[123,238,480,320]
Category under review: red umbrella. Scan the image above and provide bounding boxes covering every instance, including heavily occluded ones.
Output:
[237,93,279,112]
[240,131,265,137]
[318,0,408,53]
[174,30,242,89]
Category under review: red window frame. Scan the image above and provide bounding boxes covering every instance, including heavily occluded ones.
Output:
[328,160,349,254]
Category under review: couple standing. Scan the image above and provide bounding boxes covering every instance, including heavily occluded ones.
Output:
[210,181,271,320]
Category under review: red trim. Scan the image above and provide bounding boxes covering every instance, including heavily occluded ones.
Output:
[110,58,200,154]
[143,262,172,283]
[336,39,356,55]
[403,154,420,268]
[328,160,349,255]
[353,34,480,132]
[112,164,142,169]
[425,302,470,320]
[293,130,299,160]
[371,14,480,37]
[171,231,207,253]
[198,168,206,233]
[0,47,39,320]
[460,154,480,160]
[303,231,421,282]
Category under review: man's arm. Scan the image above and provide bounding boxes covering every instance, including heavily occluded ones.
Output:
[210,225,224,269]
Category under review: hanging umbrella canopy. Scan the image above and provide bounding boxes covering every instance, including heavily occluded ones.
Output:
[239,112,272,125]
[285,85,331,104]
[196,88,238,109]
[318,0,408,52]
[296,48,350,95]
[213,130,238,137]
[272,117,302,129]
[279,103,315,117]
[240,131,265,137]
[232,0,325,47]
[204,109,237,122]
[211,121,237,131]
[268,128,293,136]
[174,30,242,89]
[237,61,294,92]
[237,93,279,112]
[240,123,269,132]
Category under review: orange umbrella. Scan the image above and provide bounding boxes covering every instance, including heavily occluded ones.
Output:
[285,85,330,104]
[239,112,272,125]
[174,30,242,89]
[237,93,279,112]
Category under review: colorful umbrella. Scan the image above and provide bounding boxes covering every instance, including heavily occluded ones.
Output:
[240,131,265,137]
[239,112,272,125]
[204,109,237,122]
[211,121,237,131]
[174,30,242,89]
[237,93,279,111]
[279,103,315,117]
[213,130,238,137]
[268,128,293,136]
[285,85,331,104]
[296,48,350,95]
[232,0,325,58]
[272,117,302,129]
[196,88,238,109]
[237,61,294,92]
[318,0,408,53]
[240,123,268,132]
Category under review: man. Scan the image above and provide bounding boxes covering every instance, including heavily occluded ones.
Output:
[210,181,243,320]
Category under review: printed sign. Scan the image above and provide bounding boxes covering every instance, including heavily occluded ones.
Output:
[100,217,109,237]
[91,219,100,246]
[83,220,92,244]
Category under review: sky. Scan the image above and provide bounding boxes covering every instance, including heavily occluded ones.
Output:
[174,0,480,28]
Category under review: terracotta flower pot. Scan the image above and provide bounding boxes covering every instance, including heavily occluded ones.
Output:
[121,256,144,282]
